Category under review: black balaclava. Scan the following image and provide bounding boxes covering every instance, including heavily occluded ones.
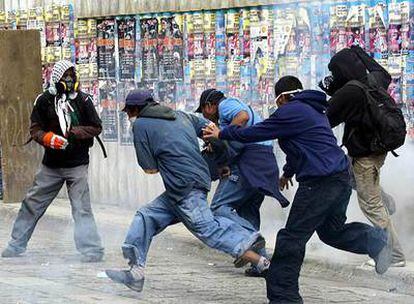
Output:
[320,48,367,96]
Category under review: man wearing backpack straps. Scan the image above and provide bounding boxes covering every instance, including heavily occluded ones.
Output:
[321,46,406,267]
[1,60,104,263]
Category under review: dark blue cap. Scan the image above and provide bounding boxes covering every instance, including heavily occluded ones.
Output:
[123,89,153,111]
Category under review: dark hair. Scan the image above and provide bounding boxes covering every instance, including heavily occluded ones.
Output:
[200,89,225,106]
[274,76,303,97]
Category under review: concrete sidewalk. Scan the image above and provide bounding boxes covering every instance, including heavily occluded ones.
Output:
[0,200,413,303]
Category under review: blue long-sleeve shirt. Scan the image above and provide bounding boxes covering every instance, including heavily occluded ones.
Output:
[219,90,349,182]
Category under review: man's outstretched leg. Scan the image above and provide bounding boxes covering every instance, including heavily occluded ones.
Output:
[211,174,268,277]
[171,189,267,267]
[106,193,177,292]
[316,180,392,275]
[106,190,269,292]
[266,172,391,304]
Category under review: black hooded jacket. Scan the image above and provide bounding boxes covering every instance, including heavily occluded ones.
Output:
[326,46,392,157]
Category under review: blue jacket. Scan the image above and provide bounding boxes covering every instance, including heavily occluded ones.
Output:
[219,90,349,182]
[236,143,290,208]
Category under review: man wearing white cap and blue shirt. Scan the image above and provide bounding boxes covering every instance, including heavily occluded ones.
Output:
[105,89,270,292]
[1,60,104,263]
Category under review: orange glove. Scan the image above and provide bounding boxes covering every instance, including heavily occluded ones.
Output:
[42,132,68,150]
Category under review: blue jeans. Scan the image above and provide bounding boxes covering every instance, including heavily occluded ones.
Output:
[266,171,387,303]
[122,189,259,267]
[212,175,264,232]
[211,168,266,260]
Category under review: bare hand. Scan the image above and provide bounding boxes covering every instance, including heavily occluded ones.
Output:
[279,176,293,191]
[203,122,221,140]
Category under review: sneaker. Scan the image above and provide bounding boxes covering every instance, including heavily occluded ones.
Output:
[245,267,268,278]
[1,247,22,258]
[234,236,266,268]
[105,269,145,292]
[81,254,104,263]
[372,230,393,274]
[366,258,406,268]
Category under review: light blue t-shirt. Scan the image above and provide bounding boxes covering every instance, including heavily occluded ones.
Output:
[218,97,272,146]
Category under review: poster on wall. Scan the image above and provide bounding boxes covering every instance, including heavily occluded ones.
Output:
[187,12,206,104]
[250,8,268,104]
[97,19,116,79]
[296,5,312,89]
[368,1,388,65]
[0,11,7,29]
[274,7,296,80]
[240,9,252,103]
[345,2,366,49]
[60,5,75,62]
[216,10,227,93]
[117,81,136,145]
[140,16,159,82]
[117,16,136,81]
[157,81,177,109]
[226,9,241,98]
[6,10,17,29]
[204,12,217,89]
[28,8,46,63]
[388,1,403,104]
[99,80,118,142]
[310,1,331,88]
[330,3,349,55]
[17,9,28,30]
[158,15,184,81]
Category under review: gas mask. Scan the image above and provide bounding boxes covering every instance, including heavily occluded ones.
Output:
[62,76,75,92]
[318,74,343,96]
[56,75,78,95]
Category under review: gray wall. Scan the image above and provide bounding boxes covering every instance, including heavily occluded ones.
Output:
[88,143,164,207]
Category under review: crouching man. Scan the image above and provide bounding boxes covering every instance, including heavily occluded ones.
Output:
[105,90,269,292]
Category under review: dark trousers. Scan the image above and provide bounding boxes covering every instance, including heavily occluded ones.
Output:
[266,171,387,304]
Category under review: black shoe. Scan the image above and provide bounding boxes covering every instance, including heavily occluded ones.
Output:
[1,247,22,258]
[105,269,145,292]
[245,267,268,278]
[373,230,393,275]
[234,236,266,268]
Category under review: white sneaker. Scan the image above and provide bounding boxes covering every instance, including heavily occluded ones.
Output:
[365,258,406,268]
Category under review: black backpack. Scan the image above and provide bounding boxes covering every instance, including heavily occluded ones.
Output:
[347,80,406,156]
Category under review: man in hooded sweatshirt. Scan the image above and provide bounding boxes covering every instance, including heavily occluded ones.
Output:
[105,90,270,292]
[1,60,104,263]
[320,46,405,267]
[204,76,392,304]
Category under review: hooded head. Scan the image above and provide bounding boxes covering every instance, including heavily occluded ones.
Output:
[322,48,367,95]
[48,60,78,96]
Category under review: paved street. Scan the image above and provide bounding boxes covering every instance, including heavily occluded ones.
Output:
[0,202,413,304]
